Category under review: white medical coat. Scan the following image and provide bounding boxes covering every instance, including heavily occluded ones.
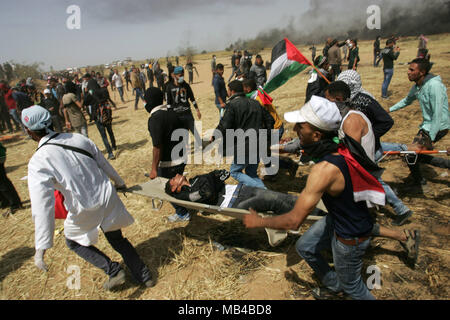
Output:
[28,132,134,250]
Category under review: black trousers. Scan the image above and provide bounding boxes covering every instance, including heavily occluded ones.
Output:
[0,111,13,133]
[0,162,21,209]
[66,229,152,283]
[407,129,449,181]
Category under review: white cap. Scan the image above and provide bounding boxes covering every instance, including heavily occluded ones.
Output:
[284,95,342,132]
[43,89,51,94]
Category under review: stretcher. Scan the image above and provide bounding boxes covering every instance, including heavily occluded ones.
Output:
[126,177,326,247]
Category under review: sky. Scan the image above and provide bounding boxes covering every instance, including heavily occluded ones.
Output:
[1,0,311,71]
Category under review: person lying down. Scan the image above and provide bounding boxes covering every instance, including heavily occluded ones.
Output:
[164,169,324,216]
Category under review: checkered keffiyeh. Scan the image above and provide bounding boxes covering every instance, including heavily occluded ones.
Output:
[337,70,375,101]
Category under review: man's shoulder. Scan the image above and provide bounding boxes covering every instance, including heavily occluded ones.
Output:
[308,160,342,185]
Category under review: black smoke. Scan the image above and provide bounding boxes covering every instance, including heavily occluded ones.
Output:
[230,0,450,48]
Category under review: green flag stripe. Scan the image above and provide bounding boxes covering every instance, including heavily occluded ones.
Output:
[263,61,309,94]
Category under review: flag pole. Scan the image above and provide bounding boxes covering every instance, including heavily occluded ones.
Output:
[301,55,331,85]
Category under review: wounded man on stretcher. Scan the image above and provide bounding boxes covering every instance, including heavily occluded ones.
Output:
[164,169,324,217]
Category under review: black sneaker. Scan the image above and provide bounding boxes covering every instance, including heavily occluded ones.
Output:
[392,210,413,226]
[311,287,346,300]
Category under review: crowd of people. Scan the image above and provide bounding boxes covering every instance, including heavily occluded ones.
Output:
[0,34,448,299]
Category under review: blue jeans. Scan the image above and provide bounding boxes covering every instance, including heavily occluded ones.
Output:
[134,88,144,109]
[230,162,266,189]
[382,68,394,97]
[117,86,124,102]
[296,215,375,300]
[375,145,410,216]
[158,163,189,217]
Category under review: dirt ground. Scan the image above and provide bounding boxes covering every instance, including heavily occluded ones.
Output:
[0,34,449,300]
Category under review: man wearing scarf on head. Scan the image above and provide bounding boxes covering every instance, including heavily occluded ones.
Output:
[23,105,155,290]
[244,96,385,300]
[337,70,394,153]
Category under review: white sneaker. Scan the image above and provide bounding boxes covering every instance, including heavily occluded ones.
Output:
[167,213,191,222]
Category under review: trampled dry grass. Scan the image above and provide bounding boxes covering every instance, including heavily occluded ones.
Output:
[0,34,449,300]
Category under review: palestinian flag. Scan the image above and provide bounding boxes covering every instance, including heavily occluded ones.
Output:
[264,38,312,94]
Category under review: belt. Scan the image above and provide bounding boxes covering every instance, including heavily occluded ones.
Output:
[335,233,370,246]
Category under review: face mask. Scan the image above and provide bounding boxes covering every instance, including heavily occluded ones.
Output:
[177,76,184,84]
[348,44,353,48]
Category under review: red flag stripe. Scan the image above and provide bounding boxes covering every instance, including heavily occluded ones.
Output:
[285,38,311,66]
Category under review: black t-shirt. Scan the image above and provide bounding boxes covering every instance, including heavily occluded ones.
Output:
[41,97,60,117]
[165,81,196,114]
[148,107,186,163]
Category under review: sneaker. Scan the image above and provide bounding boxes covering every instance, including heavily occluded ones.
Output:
[392,210,413,226]
[167,213,191,223]
[103,269,126,291]
[144,278,156,288]
[108,153,116,160]
[310,287,346,300]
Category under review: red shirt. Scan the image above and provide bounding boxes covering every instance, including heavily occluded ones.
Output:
[4,89,17,110]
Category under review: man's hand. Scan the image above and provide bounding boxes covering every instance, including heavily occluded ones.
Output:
[243,209,262,229]
[220,102,226,109]
[65,121,72,130]
[34,249,48,272]
[149,169,158,180]
[196,109,202,120]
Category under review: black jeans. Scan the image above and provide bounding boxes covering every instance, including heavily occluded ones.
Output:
[407,129,449,181]
[232,185,297,214]
[65,229,152,283]
[330,64,341,81]
[177,111,202,148]
[0,110,13,133]
[95,121,116,155]
[0,162,21,209]
[158,163,189,217]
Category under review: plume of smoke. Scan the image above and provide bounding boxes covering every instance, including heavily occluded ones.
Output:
[230,0,450,49]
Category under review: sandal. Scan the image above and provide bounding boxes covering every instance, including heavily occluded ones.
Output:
[400,230,420,265]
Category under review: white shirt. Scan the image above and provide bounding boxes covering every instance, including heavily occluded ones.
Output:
[112,73,123,88]
[339,110,376,161]
[28,132,134,250]
[220,185,238,208]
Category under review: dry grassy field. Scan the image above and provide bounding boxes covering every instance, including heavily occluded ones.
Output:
[0,34,449,300]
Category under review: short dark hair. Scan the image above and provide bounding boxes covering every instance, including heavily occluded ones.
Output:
[144,87,164,113]
[242,79,257,91]
[216,63,224,71]
[165,180,173,195]
[386,39,395,46]
[325,81,351,101]
[410,58,432,75]
[228,80,243,93]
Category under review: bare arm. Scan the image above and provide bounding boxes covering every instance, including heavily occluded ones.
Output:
[150,146,161,179]
[342,114,368,144]
[243,162,342,231]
